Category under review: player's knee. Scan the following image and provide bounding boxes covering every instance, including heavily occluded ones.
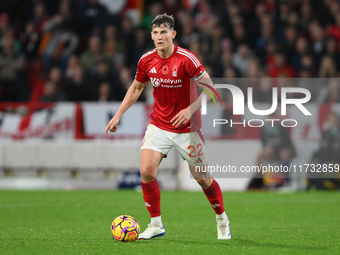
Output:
[195,178,211,189]
[140,167,156,183]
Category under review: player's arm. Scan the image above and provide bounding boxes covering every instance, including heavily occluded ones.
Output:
[190,72,215,113]
[171,72,215,127]
[105,79,147,135]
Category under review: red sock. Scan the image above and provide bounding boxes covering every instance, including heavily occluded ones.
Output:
[141,179,161,217]
[203,179,225,214]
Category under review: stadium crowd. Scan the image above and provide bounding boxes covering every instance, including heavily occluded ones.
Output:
[0,0,340,104]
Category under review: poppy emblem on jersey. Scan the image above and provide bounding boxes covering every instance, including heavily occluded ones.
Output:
[162,65,169,75]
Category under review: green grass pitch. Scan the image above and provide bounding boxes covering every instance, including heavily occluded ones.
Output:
[0,190,339,255]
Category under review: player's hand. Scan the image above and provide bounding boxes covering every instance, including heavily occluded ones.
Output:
[105,117,120,136]
[170,107,191,128]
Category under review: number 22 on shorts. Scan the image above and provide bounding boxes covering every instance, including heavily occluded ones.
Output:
[188,143,204,158]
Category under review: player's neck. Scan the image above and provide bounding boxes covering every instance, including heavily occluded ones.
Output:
[157,44,175,59]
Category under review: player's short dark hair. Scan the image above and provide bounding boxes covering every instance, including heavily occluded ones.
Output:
[151,13,175,30]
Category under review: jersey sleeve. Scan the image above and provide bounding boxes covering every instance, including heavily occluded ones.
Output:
[184,52,206,81]
[135,58,149,83]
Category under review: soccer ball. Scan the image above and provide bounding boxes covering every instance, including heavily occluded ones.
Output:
[111,215,140,242]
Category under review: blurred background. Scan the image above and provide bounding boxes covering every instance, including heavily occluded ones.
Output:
[0,0,339,191]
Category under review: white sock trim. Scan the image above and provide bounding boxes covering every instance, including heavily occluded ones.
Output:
[216,211,228,221]
[151,216,163,227]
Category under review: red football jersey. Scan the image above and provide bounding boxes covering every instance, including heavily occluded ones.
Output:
[135,45,205,133]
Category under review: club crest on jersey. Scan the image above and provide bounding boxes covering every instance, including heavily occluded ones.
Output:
[172,65,178,77]
[162,65,169,75]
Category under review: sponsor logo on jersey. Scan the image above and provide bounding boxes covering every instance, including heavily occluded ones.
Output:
[150,77,182,88]
[162,65,169,75]
[150,77,161,87]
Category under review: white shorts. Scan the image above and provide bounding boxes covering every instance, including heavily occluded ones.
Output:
[141,124,208,166]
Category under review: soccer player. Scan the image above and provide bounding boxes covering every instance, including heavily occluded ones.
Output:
[105,13,231,240]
